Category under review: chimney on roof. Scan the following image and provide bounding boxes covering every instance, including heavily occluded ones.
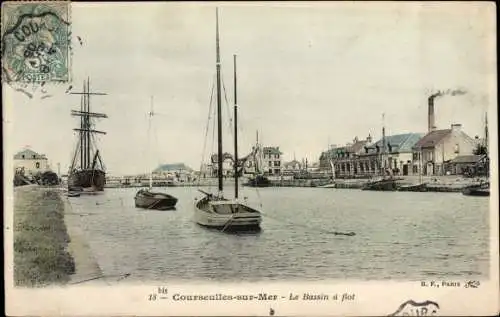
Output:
[451,123,462,131]
[366,134,372,143]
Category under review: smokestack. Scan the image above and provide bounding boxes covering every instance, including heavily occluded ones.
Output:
[427,89,467,132]
[428,93,439,132]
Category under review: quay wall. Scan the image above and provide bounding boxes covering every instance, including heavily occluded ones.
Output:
[13,185,102,286]
[106,175,488,192]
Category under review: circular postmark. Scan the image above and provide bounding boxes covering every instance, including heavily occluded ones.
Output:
[1,2,71,83]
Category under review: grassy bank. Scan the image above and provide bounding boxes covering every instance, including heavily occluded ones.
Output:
[14,186,75,287]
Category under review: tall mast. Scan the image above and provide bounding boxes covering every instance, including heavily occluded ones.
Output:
[215,8,223,193]
[484,111,488,154]
[71,78,108,171]
[233,54,238,198]
[86,77,91,169]
[149,96,154,191]
[80,83,84,169]
[381,113,386,175]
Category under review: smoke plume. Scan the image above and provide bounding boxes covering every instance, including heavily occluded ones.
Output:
[430,89,467,100]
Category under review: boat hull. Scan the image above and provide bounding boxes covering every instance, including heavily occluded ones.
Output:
[362,179,398,191]
[135,190,178,210]
[68,169,106,191]
[194,196,262,231]
[462,188,490,197]
[398,183,428,192]
[244,175,271,187]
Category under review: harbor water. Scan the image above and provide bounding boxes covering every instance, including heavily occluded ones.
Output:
[67,186,490,283]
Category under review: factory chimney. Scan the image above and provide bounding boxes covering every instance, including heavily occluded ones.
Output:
[428,95,437,132]
[427,89,467,133]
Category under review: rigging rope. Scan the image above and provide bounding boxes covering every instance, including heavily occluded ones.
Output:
[209,92,217,191]
[259,210,356,237]
[220,73,234,137]
[197,74,216,188]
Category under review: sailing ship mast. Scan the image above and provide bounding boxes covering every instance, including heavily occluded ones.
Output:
[484,111,488,155]
[70,77,107,172]
[233,54,239,199]
[216,8,223,195]
[379,113,386,177]
[148,96,154,191]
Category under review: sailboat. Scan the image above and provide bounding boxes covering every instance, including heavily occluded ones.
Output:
[68,78,107,192]
[194,9,262,231]
[320,143,337,188]
[134,96,178,210]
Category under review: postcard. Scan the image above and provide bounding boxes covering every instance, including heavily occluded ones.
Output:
[3,1,498,316]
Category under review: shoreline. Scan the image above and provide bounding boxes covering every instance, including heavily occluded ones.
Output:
[62,194,105,285]
[13,185,103,286]
[102,175,489,192]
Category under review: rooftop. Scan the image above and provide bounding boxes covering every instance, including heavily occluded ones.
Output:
[413,129,451,149]
[263,146,283,155]
[153,163,193,173]
[14,149,47,160]
[363,133,424,155]
[449,154,487,164]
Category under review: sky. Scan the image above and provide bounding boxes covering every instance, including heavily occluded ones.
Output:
[4,2,496,176]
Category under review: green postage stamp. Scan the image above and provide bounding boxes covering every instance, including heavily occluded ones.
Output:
[1,1,71,83]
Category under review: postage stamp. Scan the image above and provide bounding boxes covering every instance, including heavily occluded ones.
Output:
[1,1,71,83]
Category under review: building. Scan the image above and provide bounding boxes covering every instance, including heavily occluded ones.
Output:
[14,148,49,176]
[319,133,423,178]
[445,154,489,176]
[412,124,476,176]
[319,135,372,178]
[283,159,303,174]
[360,132,424,177]
[207,153,235,177]
[262,146,283,175]
[153,163,195,181]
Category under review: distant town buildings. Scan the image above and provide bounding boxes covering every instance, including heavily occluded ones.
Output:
[319,123,481,178]
[13,148,49,176]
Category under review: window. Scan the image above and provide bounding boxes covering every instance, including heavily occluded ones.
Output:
[35,162,40,169]
[454,144,460,154]
[268,161,272,167]
[32,155,36,159]
[22,155,25,159]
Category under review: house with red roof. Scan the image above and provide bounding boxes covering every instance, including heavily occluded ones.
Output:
[412,124,476,176]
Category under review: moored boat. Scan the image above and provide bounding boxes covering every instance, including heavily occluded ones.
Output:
[194,10,262,232]
[398,183,428,192]
[134,96,178,210]
[462,182,490,197]
[244,174,271,187]
[362,178,399,191]
[135,189,178,210]
[462,187,490,196]
[67,78,108,192]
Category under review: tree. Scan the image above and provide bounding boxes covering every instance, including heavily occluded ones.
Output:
[473,144,488,155]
